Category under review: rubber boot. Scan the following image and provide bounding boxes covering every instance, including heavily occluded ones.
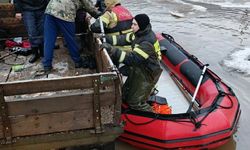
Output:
[39,44,44,57]
[87,56,96,69]
[29,47,40,63]
[75,57,89,68]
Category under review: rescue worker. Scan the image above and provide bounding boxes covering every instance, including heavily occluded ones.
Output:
[0,29,7,49]
[101,14,162,112]
[42,0,101,72]
[14,0,49,63]
[90,0,133,52]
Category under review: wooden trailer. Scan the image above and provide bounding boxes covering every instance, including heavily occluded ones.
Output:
[0,41,123,150]
[0,3,123,148]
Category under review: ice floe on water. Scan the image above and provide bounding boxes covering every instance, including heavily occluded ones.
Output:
[222,47,250,76]
[183,0,250,8]
[216,2,250,8]
[173,0,207,12]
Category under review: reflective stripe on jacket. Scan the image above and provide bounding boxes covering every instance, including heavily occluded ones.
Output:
[106,32,134,52]
[107,30,161,58]
[91,4,133,35]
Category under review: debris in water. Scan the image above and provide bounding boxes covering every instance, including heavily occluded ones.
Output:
[169,11,185,18]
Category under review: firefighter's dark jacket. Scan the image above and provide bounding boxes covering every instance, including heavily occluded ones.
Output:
[109,24,162,81]
[14,0,49,13]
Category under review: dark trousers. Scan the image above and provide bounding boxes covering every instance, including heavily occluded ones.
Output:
[122,67,155,111]
[43,14,82,68]
[22,10,44,48]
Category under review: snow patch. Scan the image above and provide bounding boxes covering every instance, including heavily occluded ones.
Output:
[54,62,68,74]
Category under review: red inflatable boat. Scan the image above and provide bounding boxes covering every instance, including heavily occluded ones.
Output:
[119,33,241,150]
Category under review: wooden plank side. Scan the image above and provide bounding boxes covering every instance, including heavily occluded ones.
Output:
[7,90,115,116]
[95,44,103,72]
[100,50,112,72]
[113,78,122,125]
[1,73,116,96]
[94,38,112,73]
[9,109,94,137]
[0,126,123,150]
[0,3,15,18]
[0,91,116,139]
[0,122,3,138]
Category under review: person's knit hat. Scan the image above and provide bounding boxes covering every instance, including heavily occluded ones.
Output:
[134,14,150,31]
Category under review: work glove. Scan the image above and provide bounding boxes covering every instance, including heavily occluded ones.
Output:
[95,34,112,44]
[94,33,105,39]
[100,42,114,55]
[92,11,102,19]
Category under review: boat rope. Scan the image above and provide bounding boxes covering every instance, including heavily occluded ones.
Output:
[161,33,175,42]
[193,98,219,129]
[124,110,159,126]
[187,112,199,128]
[216,90,234,109]
[123,107,203,127]
[191,80,235,129]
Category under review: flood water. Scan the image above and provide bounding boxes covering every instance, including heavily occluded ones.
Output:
[116,0,250,150]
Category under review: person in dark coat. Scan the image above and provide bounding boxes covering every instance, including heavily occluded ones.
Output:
[14,0,49,63]
[101,14,162,112]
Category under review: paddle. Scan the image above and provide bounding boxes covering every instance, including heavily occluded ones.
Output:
[98,18,116,68]
[99,19,106,42]
[186,64,208,113]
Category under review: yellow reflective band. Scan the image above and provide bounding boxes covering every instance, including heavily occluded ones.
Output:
[100,16,109,26]
[108,32,120,36]
[119,51,126,62]
[112,35,117,45]
[126,33,132,42]
[133,48,149,59]
[125,32,134,42]
[112,12,118,22]
[131,34,135,41]
[154,41,162,60]
[121,29,133,34]
[114,45,132,52]
[134,44,140,47]
[108,29,133,36]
